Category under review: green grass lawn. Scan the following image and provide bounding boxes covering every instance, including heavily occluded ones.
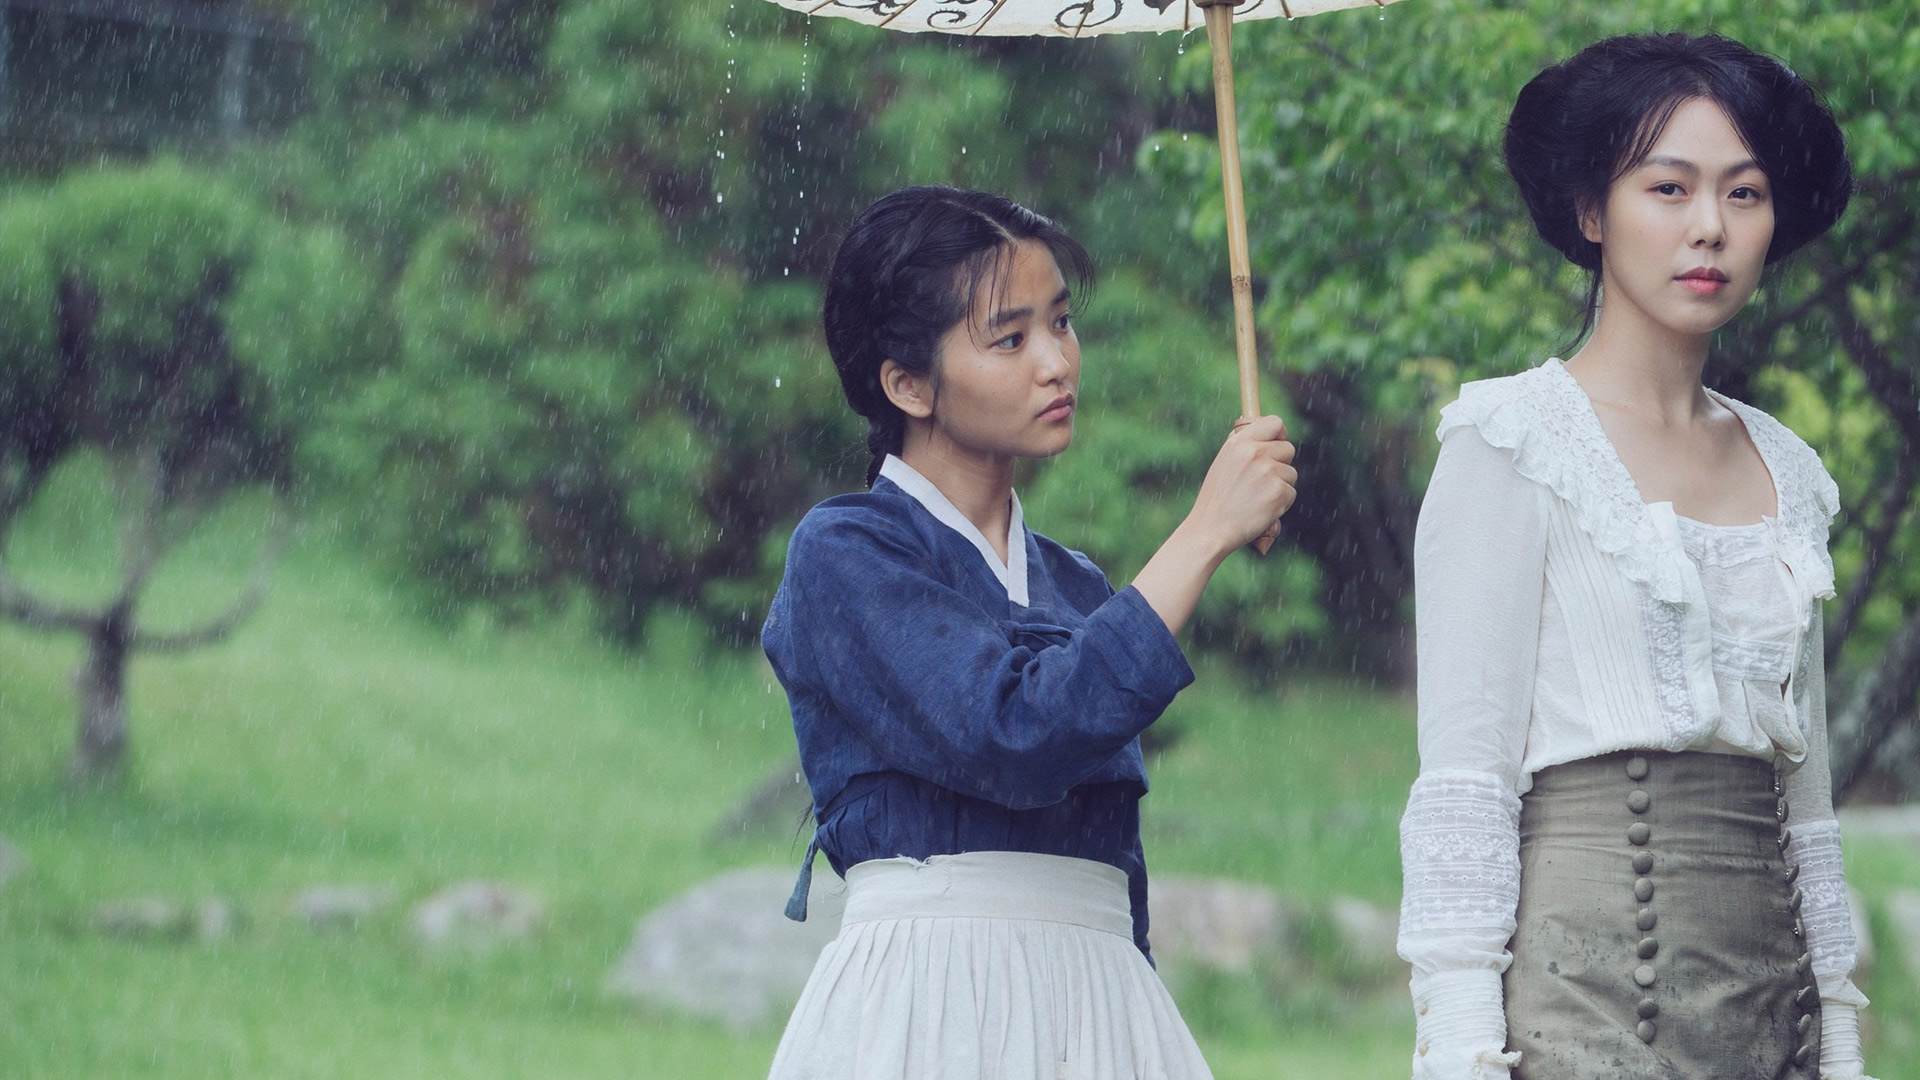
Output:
[2,483,1916,1078]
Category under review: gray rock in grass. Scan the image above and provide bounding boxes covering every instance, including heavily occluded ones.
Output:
[94,898,193,940]
[1149,875,1298,974]
[1323,892,1405,978]
[608,865,845,1031]
[194,897,242,941]
[290,884,395,931]
[412,880,544,948]
[94,897,242,942]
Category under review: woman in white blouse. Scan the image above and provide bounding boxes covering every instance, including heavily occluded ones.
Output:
[1397,33,1872,1080]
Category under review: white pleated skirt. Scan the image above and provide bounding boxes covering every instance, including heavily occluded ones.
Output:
[766,851,1214,1080]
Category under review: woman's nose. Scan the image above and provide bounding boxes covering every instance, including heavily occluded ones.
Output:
[1035,337,1073,382]
[1690,202,1726,249]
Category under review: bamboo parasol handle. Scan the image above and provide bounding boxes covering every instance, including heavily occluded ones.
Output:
[1200,1,1279,555]
[1199,0,1260,421]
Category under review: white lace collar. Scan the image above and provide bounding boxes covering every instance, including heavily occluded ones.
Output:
[1437,358,1838,604]
[879,455,1030,606]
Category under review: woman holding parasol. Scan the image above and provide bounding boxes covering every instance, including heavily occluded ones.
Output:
[760,185,1296,1078]
[1398,32,1875,1080]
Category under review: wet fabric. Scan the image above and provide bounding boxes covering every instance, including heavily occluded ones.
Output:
[762,468,1194,955]
[766,852,1214,1080]
[1505,750,1816,1079]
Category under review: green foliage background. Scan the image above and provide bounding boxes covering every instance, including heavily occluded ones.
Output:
[0,1,1913,672]
[3,1,1920,1077]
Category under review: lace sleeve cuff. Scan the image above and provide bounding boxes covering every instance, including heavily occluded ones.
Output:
[1399,769,1523,941]
[1409,969,1519,1080]
[1784,818,1856,980]
[1819,997,1873,1079]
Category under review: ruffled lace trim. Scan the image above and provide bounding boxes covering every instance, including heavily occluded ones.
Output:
[1675,516,1774,568]
[1714,394,1841,600]
[1436,360,1839,603]
[1399,770,1522,936]
[1785,818,1857,979]
[1439,361,1683,601]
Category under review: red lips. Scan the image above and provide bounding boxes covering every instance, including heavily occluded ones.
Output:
[1677,267,1730,295]
[1037,394,1075,421]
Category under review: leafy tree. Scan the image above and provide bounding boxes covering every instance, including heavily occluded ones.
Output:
[280,0,1262,648]
[0,159,372,780]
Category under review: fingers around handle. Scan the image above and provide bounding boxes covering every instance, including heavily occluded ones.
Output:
[1232,414,1296,555]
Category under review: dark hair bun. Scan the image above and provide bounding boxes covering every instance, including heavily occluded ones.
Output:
[1504,33,1851,271]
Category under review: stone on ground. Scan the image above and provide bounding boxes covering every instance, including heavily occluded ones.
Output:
[412,880,544,948]
[607,865,845,1031]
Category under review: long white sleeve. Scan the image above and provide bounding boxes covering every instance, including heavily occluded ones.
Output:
[1399,426,1547,1080]
[1779,611,1875,1079]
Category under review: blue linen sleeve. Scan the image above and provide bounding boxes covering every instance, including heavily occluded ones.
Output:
[767,504,1194,811]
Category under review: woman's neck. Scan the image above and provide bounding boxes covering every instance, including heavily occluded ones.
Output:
[1564,313,1713,427]
[898,433,1016,561]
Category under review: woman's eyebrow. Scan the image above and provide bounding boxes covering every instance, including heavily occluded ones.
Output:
[1639,154,1764,177]
[986,287,1072,332]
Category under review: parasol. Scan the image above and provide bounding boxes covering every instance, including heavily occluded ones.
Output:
[755,0,1408,428]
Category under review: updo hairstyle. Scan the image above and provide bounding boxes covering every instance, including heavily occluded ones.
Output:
[1504,33,1851,335]
[823,185,1093,486]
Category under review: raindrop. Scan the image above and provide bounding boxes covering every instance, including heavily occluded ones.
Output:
[961,145,968,155]
[774,377,783,388]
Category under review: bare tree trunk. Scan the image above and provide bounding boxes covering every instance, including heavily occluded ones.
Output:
[72,604,131,782]
[1829,605,1920,804]
[1277,367,1419,685]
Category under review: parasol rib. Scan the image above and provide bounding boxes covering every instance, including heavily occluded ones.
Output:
[970,0,1015,34]
[878,0,927,29]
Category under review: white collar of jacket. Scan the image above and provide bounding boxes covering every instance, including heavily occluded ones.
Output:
[1436,358,1839,608]
[878,454,1030,606]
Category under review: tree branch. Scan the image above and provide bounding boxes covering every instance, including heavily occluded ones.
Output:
[0,563,102,634]
[1830,603,1920,804]
[1747,216,1916,346]
[1827,449,1918,661]
[1834,306,1920,452]
[133,501,290,654]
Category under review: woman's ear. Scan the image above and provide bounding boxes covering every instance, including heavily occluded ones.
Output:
[880,359,935,419]
[1578,198,1605,245]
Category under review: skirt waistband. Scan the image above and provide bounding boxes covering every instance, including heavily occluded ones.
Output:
[842,852,1132,939]
[1524,749,1782,853]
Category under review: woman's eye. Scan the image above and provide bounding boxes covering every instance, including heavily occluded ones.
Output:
[1054,311,1072,331]
[1653,182,1684,196]
[1731,186,1764,202]
[994,332,1024,350]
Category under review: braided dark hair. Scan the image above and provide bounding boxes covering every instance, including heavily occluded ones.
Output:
[822,186,1094,486]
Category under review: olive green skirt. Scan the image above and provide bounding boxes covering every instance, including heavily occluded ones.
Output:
[1504,750,1818,1080]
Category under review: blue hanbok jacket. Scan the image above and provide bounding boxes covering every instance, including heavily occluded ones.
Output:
[762,471,1195,956]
